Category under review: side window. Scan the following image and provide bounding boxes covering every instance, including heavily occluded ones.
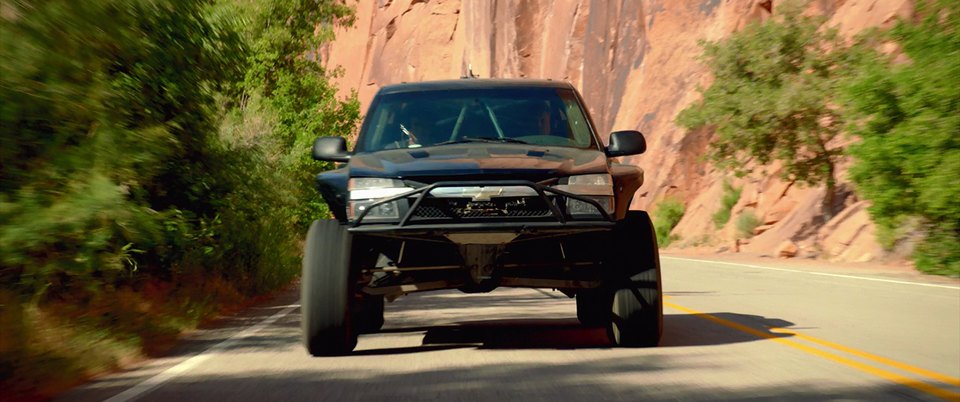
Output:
[362,104,392,150]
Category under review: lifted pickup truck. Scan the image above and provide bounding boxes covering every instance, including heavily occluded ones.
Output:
[302,79,661,355]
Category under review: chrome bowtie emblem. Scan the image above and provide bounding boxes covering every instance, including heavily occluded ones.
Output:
[471,186,503,202]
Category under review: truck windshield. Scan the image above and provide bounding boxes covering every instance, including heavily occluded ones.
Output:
[356,87,598,152]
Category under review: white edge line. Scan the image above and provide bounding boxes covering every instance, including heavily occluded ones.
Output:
[104,304,299,402]
[662,256,960,290]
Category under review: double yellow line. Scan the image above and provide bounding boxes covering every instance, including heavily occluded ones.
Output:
[665,301,960,401]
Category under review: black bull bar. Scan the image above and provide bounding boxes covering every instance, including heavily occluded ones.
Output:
[348,180,616,235]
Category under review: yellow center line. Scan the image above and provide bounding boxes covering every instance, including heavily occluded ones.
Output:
[665,301,960,401]
[770,328,960,388]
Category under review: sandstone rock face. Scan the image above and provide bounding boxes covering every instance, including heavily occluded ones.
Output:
[777,241,799,258]
[753,224,775,236]
[817,201,885,262]
[321,0,912,263]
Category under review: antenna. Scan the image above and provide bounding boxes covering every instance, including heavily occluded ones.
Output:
[461,63,479,79]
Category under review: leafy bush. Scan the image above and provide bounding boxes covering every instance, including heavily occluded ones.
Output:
[712,180,742,228]
[0,0,247,297]
[841,0,960,276]
[653,199,685,248]
[229,0,359,230]
[735,211,762,240]
[0,0,357,304]
[0,0,359,395]
[677,3,860,217]
[676,0,957,275]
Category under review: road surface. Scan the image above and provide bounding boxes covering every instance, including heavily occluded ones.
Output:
[60,256,960,401]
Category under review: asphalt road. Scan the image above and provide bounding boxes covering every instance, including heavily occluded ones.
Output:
[60,256,960,401]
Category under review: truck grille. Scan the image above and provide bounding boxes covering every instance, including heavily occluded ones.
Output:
[412,197,553,219]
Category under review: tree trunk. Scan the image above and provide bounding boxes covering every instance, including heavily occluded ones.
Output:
[823,161,836,221]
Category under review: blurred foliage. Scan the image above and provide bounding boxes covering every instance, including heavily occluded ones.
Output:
[0,0,359,395]
[677,2,856,216]
[222,0,359,229]
[735,210,762,240]
[712,180,742,228]
[841,0,959,276]
[653,198,685,248]
[1,0,245,297]
[679,0,958,275]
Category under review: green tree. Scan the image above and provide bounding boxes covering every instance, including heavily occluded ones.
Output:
[842,0,960,275]
[677,3,854,217]
[230,0,361,228]
[0,0,364,309]
[0,0,247,296]
[1,0,362,392]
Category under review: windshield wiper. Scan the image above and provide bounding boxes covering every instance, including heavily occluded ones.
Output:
[434,136,529,146]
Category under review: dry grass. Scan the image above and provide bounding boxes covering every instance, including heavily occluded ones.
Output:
[0,276,251,401]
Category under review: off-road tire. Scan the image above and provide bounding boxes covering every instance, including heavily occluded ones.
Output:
[302,219,357,356]
[606,210,663,347]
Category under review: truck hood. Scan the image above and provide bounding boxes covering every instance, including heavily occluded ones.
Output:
[348,143,608,182]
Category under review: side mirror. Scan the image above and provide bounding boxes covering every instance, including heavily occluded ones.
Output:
[606,130,646,157]
[312,137,350,162]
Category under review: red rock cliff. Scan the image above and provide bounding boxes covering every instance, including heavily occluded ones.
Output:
[321,0,912,263]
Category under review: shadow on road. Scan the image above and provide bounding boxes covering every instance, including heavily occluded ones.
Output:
[60,286,914,402]
[361,312,795,353]
[661,312,794,347]
[158,288,796,358]
[422,318,610,349]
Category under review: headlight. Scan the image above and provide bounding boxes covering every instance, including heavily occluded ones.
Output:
[347,178,410,221]
[566,196,614,215]
[566,174,612,186]
[554,174,614,216]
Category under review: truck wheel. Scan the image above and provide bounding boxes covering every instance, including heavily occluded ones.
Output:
[606,211,663,347]
[356,295,385,334]
[576,288,610,327]
[302,219,357,356]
